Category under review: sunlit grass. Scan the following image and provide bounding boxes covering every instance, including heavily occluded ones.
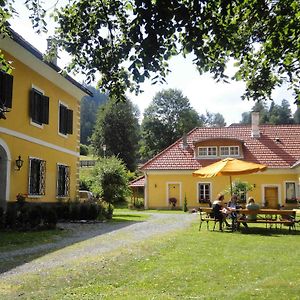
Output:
[1,218,299,299]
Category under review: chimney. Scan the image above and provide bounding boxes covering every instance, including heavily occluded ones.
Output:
[251,111,260,138]
[47,37,58,65]
[182,133,188,149]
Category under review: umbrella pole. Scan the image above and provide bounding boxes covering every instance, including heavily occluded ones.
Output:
[230,176,233,196]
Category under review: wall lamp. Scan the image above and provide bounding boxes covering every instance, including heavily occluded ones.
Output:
[15,155,24,171]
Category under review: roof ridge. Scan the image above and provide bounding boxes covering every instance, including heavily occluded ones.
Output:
[140,127,198,170]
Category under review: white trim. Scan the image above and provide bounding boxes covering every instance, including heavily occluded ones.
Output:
[197,146,218,158]
[284,181,298,200]
[196,181,212,204]
[166,182,182,206]
[261,184,282,207]
[0,127,79,157]
[0,138,11,203]
[219,145,240,157]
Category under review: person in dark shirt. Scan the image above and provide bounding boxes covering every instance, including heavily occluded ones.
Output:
[212,194,230,230]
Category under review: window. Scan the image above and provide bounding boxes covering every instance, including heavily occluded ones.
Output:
[220,146,239,157]
[198,183,211,203]
[29,158,46,196]
[286,182,296,200]
[59,103,73,135]
[0,70,13,109]
[198,147,217,157]
[57,164,70,197]
[30,88,49,125]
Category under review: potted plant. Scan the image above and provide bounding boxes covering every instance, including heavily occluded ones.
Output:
[169,197,177,208]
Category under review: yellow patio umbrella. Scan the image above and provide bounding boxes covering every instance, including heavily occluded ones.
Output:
[193,157,267,195]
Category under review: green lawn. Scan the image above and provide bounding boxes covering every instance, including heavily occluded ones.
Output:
[0,229,64,252]
[0,218,299,299]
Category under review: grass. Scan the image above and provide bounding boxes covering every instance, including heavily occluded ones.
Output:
[0,229,64,252]
[0,217,299,299]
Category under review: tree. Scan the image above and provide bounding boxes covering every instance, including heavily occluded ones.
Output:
[140,89,201,160]
[91,156,130,204]
[2,1,300,104]
[240,99,294,124]
[80,86,108,145]
[294,106,300,124]
[200,111,226,127]
[90,98,140,171]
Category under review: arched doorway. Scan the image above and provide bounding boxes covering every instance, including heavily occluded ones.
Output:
[0,139,11,210]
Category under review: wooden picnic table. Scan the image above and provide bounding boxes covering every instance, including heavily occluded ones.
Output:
[198,207,298,232]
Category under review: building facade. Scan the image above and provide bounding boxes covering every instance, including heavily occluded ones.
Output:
[0,30,90,209]
[141,113,300,209]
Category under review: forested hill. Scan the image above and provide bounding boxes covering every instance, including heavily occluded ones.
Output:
[80,86,108,145]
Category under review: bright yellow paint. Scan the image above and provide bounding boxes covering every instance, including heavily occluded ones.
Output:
[145,172,299,209]
[0,49,82,206]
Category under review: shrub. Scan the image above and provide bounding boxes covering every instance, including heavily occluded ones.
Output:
[5,206,17,228]
[42,207,57,229]
[80,144,89,156]
[55,201,70,220]
[0,207,4,229]
[70,203,80,220]
[79,203,89,220]
[183,195,188,212]
[91,156,130,204]
[27,206,43,229]
[88,203,99,220]
[132,198,144,209]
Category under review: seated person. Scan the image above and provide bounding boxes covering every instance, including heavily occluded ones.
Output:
[212,194,231,230]
[227,194,248,228]
[246,197,260,221]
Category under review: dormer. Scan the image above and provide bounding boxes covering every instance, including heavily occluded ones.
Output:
[193,138,244,159]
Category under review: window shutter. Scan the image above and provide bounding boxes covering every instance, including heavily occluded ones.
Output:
[59,104,67,134]
[0,71,14,108]
[42,95,49,124]
[29,89,36,120]
[67,109,73,134]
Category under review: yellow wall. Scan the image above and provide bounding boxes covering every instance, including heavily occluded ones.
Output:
[0,51,80,204]
[145,171,299,209]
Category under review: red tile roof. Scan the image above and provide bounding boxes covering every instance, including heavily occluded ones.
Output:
[141,125,300,170]
[129,176,145,187]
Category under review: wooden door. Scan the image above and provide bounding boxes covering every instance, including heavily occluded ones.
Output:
[264,187,278,208]
[168,183,180,207]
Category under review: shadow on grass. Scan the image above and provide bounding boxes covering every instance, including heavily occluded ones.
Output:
[201,225,300,237]
[0,216,146,275]
[238,226,300,236]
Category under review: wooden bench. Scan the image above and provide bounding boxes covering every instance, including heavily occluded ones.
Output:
[235,209,297,232]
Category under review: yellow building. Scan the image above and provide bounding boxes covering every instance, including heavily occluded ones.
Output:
[0,30,90,209]
[141,113,300,209]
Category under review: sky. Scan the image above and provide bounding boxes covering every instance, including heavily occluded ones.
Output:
[8,1,297,125]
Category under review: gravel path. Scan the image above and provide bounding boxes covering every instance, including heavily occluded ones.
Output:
[0,212,197,279]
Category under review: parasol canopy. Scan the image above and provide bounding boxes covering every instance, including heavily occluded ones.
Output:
[193,157,267,195]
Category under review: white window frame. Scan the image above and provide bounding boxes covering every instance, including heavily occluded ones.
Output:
[220,146,240,157]
[197,182,212,203]
[284,181,297,201]
[198,146,217,158]
[28,156,46,197]
[30,84,45,129]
